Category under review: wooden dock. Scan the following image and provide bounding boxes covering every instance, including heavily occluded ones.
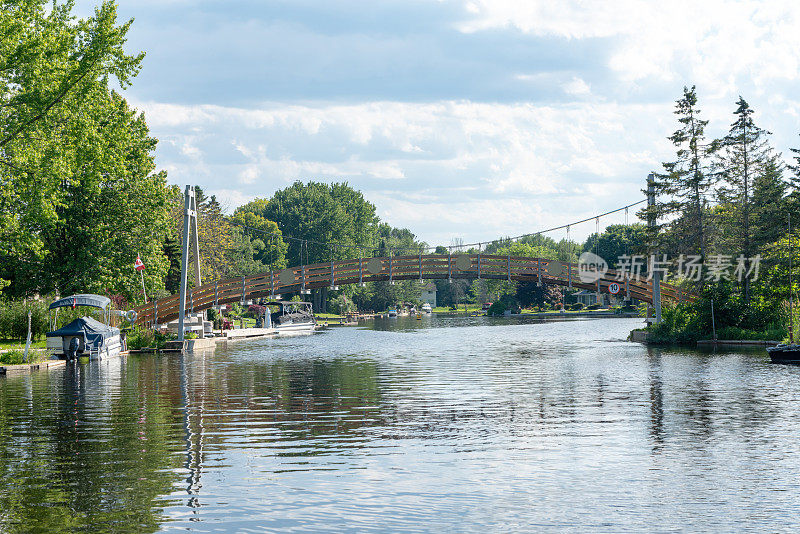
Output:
[1,358,66,375]
[697,339,781,348]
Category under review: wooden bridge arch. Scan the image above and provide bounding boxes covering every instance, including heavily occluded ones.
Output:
[132,254,692,326]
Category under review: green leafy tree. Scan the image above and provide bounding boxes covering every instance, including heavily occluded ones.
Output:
[0,1,172,303]
[229,206,287,270]
[1,1,144,275]
[4,90,172,302]
[239,181,379,267]
[582,223,648,269]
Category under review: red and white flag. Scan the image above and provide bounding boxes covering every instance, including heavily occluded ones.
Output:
[134,254,145,271]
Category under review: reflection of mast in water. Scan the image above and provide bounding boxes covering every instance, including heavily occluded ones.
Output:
[181,353,205,511]
[646,347,664,450]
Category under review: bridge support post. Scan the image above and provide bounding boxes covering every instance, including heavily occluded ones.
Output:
[537,258,542,286]
[647,172,662,323]
[447,252,452,283]
[177,185,201,342]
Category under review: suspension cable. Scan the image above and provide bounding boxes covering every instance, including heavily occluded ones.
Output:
[227,198,647,256]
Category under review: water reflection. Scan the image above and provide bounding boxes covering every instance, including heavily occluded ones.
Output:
[2,317,800,531]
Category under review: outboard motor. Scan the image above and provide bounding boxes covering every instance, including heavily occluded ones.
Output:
[67,336,81,361]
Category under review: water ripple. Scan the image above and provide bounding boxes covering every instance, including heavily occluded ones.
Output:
[3,317,800,532]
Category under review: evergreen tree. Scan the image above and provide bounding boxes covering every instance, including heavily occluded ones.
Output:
[787,135,800,213]
[715,97,775,302]
[751,156,787,252]
[641,86,716,261]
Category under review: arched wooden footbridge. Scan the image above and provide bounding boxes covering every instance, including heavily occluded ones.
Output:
[132,254,693,326]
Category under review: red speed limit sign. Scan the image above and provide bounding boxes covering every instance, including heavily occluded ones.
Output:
[608,282,620,295]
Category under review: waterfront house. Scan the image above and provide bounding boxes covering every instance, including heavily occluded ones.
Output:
[420,282,437,308]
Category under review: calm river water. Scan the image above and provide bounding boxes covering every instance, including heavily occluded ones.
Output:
[2,316,800,532]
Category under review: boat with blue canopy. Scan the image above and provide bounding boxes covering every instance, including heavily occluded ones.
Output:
[46,294,125,360]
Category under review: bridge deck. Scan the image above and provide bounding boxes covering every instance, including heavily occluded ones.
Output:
[132,254,694,326]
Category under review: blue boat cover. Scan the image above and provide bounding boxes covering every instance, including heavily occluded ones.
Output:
[49,294,111,311]
[46,316,119,351]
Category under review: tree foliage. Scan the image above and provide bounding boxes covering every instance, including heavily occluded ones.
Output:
[1,2,171,302]
[642,86,716,259]
[582,224,648,269]
[237,181,379,267]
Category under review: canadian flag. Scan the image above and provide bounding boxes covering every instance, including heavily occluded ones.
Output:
[134,254,145,271]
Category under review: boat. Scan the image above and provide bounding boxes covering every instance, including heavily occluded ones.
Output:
[266,301,316,334]
[46,294,124,360]
[421,303,432,314]
[767,344,800,364]
[387,309,398,318]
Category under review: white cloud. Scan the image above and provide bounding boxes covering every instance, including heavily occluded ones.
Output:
[460,0,800,95]
[239,165,260,185]
[97,0,800,247]
[562,77,591,97]
[134,98,675,244]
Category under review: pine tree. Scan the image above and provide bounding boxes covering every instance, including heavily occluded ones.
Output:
[751,155,787,251]
[787,136,800,213]
[715,97,775,303]
[642,86,716,262]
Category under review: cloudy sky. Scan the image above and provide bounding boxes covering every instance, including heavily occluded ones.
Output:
[76,0,800,245]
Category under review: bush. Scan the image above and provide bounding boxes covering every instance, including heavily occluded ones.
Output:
[0,299,49,340]
[227,302,243,319]
[126,327,155,350]
[0,349,25,365]
[248,304,266,318]
[647,303,702,344]
[570,302,585,311]
[125,328,174,350]
[487,294,518,316]
[586,303,602,310]
[329,295,356,315]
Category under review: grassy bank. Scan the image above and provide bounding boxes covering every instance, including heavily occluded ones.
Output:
[432,305,483,314]
[0,339,46,351]
[645,300,786,345]
[0,348,51,365]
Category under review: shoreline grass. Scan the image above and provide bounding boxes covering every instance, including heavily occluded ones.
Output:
[0,339,46,351]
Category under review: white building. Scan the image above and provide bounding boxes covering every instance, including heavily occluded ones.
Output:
[420,282,437,308]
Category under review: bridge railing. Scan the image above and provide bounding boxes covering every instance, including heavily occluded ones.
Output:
[132,254,694,326]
